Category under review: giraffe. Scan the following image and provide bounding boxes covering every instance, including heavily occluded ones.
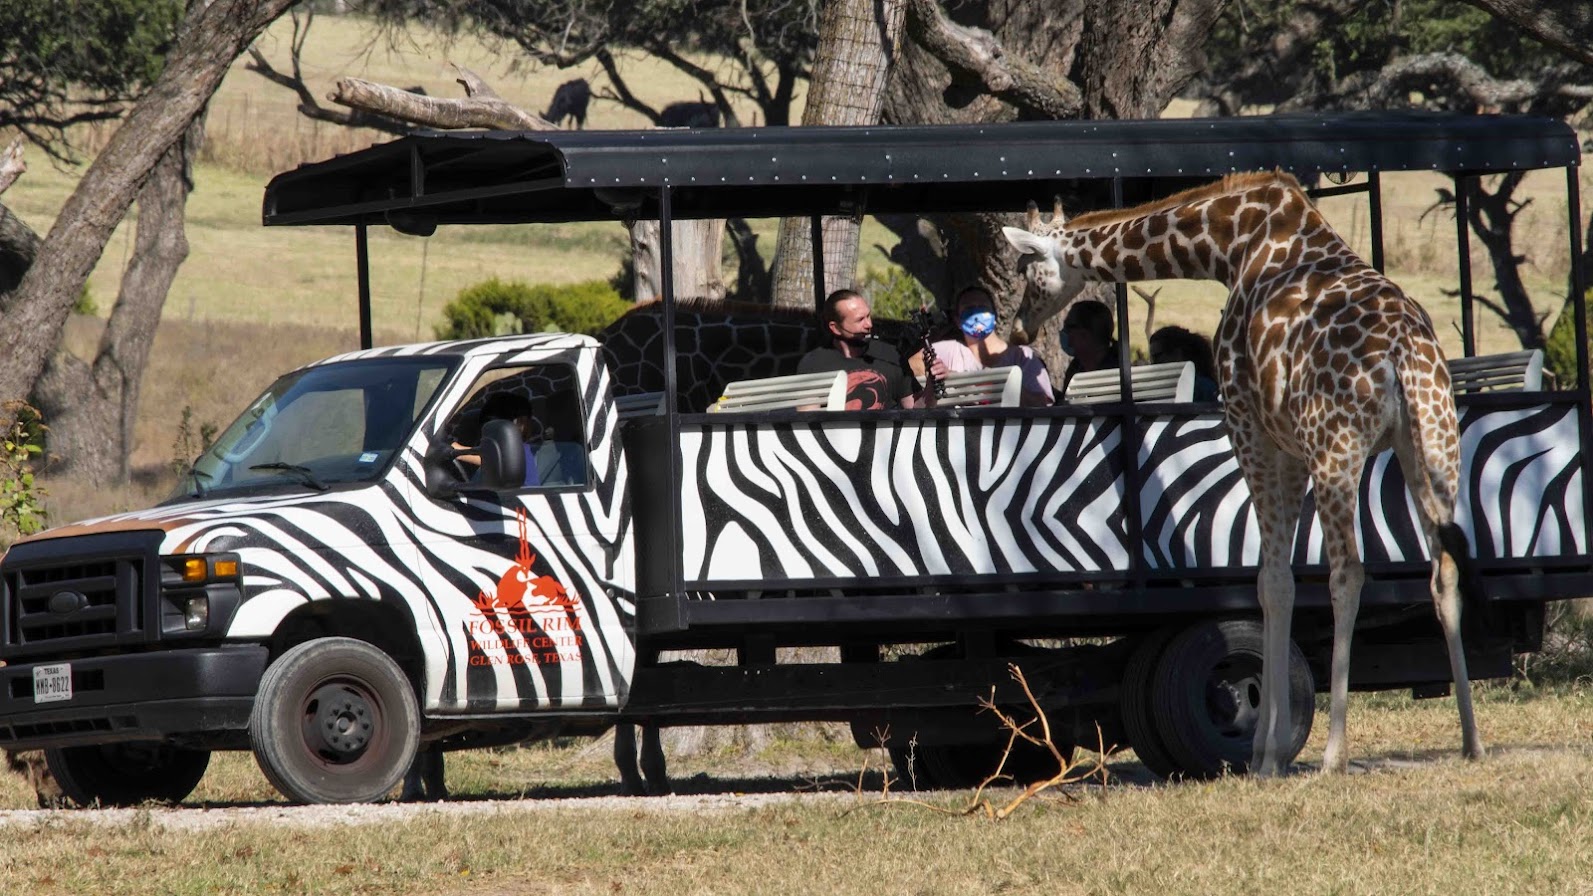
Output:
[1002,171,1483,775]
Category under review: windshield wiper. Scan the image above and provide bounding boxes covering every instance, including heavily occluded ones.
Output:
[186,468,212,498]
[249,462,331,492]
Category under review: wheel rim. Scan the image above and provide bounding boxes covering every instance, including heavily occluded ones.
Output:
[300,678,386,768]
[1205,656,1263,742]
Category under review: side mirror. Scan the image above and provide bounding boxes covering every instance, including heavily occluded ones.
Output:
[477,418,525,489]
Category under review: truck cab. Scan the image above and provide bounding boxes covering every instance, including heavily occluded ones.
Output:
[1,334,641,803]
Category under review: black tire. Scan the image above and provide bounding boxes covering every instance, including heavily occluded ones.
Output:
[45,743,210,807]
[1151,619,1314,779]
[1118,627,1183,779]
[250,637,419,804]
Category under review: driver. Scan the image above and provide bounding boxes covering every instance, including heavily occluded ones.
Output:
[453,392,540,488]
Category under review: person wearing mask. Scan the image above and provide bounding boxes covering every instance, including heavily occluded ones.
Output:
[797,288,945,409]
[931,285,1053,407]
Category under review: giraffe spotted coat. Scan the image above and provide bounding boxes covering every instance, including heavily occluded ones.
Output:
[1004,170,1482,775]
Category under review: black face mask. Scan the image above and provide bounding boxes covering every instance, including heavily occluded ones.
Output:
[834,325,871,349]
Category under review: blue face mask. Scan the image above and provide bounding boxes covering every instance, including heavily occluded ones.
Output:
[1059,332,1074,355]
[960,310,996,338]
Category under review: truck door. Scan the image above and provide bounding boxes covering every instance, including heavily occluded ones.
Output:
[404,343,635,714]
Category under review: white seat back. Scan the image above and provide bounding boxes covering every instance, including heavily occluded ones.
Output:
[708,370,848,412]
[1447,349,1545,392]
[1064,361,1194,405]
[614,391,665,420]
[937,366,1023,408]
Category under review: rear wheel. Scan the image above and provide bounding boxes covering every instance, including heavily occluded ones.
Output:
[1118,627,1182,779]
[1151,619,1314,779]
[45,743,210,807]
[250,637,419,804]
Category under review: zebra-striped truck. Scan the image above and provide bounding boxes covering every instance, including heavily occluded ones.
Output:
[2,114,1588,803]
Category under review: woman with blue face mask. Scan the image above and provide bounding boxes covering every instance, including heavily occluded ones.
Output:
[930,285,1055,407]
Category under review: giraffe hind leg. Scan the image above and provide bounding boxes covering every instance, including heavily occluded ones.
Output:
[1392,430,1484,760]
[1310,464,1366,775]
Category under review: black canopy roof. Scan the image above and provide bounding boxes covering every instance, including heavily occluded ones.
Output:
[263,112,1579,228]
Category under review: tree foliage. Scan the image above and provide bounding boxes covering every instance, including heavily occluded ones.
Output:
[0,0,184,158]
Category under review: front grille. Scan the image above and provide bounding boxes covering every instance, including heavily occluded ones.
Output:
[4,553,145,655]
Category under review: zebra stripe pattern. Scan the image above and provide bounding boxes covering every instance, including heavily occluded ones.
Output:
[679,403,1585,584]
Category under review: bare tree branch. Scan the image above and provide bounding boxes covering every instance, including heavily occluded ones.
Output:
[1461,0,1593,68]
[903,0,1082,119]
[593,48,664,124]
[1346,52,1590,110]
[329,77,554,131]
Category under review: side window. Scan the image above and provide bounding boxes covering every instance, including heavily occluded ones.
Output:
[446,364,590,490]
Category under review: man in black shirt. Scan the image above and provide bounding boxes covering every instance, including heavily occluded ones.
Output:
[797,288,945,409]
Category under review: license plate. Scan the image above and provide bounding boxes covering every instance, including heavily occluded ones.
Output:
[33,663,71,704]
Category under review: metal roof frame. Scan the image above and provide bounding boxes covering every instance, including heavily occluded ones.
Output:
[263,112,1580,227]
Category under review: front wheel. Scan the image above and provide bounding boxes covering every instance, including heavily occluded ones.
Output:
[250,637,419,804]
[45,743,210,807]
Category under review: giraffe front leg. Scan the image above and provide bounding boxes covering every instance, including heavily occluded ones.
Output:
[1312,468,1365,775]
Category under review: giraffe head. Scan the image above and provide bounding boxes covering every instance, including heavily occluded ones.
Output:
[1001,199,1087,309]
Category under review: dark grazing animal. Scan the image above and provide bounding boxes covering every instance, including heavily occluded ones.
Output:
[658,100,720,129]
[545,78,591,129]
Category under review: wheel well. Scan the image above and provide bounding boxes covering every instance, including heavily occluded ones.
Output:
[269,599,426,696]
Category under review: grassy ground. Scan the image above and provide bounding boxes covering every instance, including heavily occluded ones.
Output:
[3,685,1593,895]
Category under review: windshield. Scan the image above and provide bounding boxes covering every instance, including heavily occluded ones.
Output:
[172,357,454,500]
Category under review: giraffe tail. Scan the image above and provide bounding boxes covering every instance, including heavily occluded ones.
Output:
[1397,344,1488,638]
[1437,521,1488,639]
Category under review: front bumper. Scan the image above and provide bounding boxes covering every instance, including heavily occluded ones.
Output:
[0,645,268,750]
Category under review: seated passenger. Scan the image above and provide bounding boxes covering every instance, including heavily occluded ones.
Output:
[454,392,540,488]
[1057,300,1119,399]
[797,288,946,409]
[930,284,1054,407]
[532,390,588,486]
[1149,325,1221,402]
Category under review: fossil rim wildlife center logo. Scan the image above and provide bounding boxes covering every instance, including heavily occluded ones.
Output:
[466,508,584,666]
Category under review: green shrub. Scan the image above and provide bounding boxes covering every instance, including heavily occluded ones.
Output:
[1544,290,1589,389]
[0,401,48,547]
[434,278,631,340]
[857,266,935,322]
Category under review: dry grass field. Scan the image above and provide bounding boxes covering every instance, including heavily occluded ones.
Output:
[4,685,1593,894]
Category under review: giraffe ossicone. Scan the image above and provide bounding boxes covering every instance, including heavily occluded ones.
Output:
[1003,170,1484,776]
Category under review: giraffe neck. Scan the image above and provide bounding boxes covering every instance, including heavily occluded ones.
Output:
[1056,176,1350,289]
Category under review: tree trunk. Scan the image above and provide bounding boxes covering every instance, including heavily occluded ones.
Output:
[628,220,728,303]
[33,124,200,484]
[770,0,908,308]
[0,204,39,296]
[880,0,1222,374]
[0,0,298,411]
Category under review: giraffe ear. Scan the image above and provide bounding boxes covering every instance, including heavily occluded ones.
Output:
[1024,201,1042,231]
[1001,226,1051,258]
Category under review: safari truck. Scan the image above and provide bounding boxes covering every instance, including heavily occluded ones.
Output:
[1,113,1587,804]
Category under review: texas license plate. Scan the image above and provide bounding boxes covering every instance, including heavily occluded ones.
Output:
[33,664,72,704]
